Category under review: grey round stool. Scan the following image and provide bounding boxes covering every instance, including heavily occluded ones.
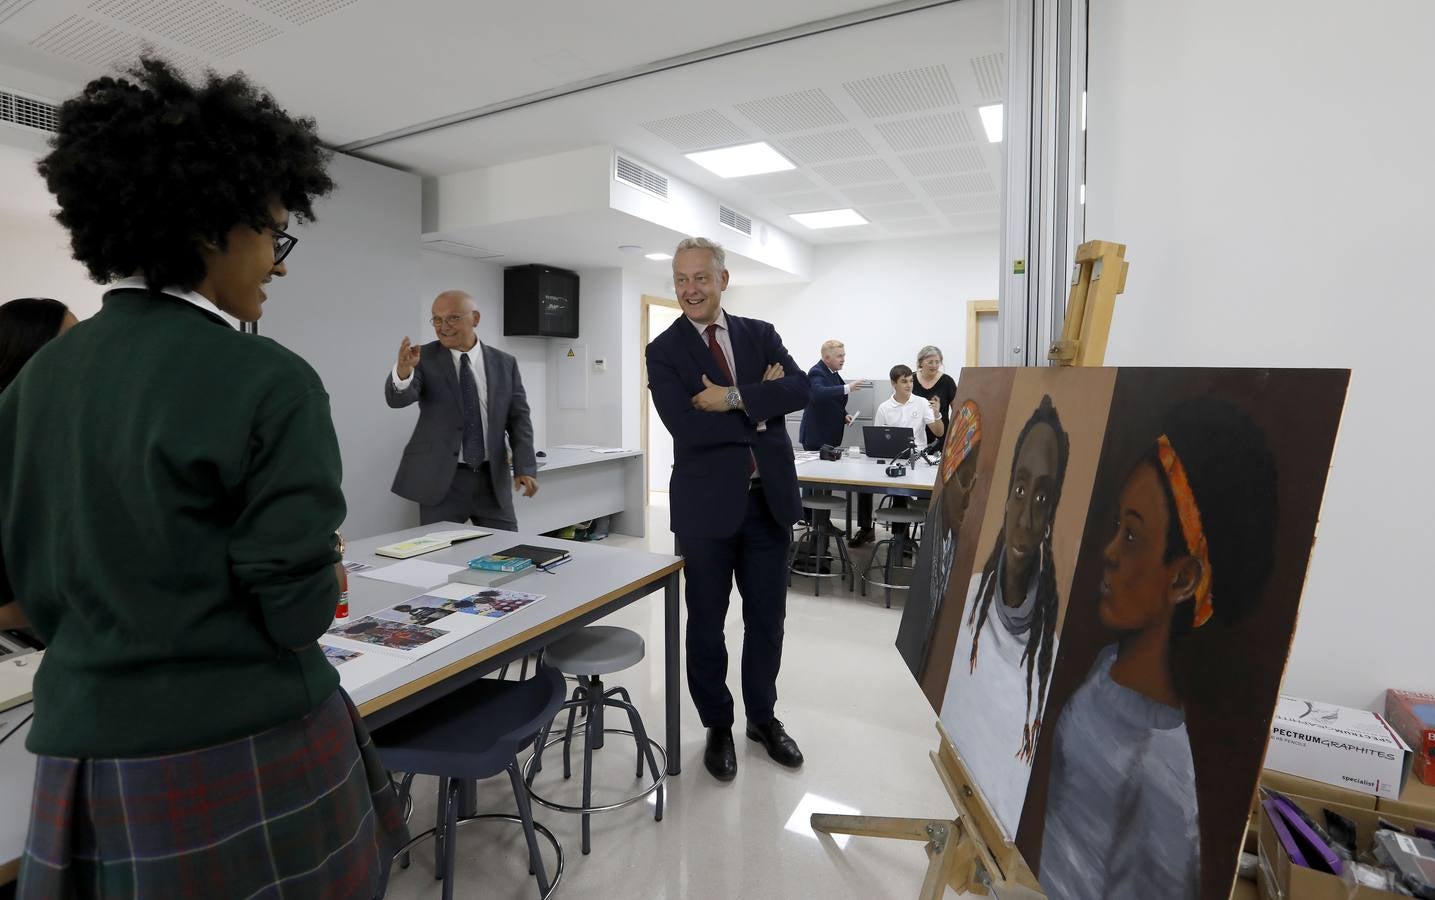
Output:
[861,506,927,608]
[789,494,855,594]
[524,625,666,855]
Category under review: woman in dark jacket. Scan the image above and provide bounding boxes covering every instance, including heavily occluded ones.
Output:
[0,297,77,394]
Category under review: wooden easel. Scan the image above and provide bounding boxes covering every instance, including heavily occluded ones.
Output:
[1047,240,1128,366]
[812,239,1130,898]
[812,721,1044,899]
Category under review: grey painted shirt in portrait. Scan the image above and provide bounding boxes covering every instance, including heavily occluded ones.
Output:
[1038,644,1200,900]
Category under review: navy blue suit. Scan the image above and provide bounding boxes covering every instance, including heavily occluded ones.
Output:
[798,362,848,451]
[646,311,809,727]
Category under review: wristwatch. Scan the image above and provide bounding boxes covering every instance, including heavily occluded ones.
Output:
[725,386,742,410]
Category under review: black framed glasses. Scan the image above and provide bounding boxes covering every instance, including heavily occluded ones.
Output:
[271,227,297,265]
[430,314,470,327]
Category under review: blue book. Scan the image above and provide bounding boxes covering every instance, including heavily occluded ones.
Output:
[469,554,534,573]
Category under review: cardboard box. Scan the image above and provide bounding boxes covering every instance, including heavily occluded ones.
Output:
[1260,762,1435,823]
[1262,767,1380,811]
[1265,695,1410,799]
[1379,768,1435,821]
[1385,689,1435,786]
[1255,793,1435,900]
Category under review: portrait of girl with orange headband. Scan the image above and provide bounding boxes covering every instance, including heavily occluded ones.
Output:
[1037,397,1277,900]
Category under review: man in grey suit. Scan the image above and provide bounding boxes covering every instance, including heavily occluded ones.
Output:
[386,290,538,530]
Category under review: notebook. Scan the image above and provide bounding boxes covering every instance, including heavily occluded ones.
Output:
[375,529,490,559]
[494,544,571,568]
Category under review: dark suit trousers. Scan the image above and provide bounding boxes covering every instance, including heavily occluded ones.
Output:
[679,483,790,728]
[420,463,517,531]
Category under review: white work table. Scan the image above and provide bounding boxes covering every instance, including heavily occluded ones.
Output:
[522,446,645,537]
[795,455,937,498]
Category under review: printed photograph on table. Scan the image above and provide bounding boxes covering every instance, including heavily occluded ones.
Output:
[439,588,544,617]
[1015,367,1348,900]
[937,367,1118,841]
[322,645,360,666]
[374,602,454,627]
[326,617,447,652]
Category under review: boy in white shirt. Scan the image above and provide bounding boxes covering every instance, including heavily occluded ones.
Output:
[874,364,945,450]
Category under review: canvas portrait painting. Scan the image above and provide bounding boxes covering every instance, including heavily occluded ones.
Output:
[936,368,1116,839]
[895,366,1017,709]
[1017,368,1348,900]
[902,366,1348,900]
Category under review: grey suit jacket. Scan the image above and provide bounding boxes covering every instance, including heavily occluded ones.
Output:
[385,340,536,517]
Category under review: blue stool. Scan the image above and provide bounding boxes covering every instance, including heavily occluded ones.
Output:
[375,666,567,900]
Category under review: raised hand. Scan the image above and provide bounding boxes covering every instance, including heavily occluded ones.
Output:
[397,337,422,379]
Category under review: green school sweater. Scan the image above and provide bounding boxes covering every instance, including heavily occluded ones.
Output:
[0,289,344,757]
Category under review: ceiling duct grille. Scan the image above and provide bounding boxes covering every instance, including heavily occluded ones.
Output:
[0,88,59,133]
[718,204,752,236]
[420,237,503,260]
[614,153,669,199]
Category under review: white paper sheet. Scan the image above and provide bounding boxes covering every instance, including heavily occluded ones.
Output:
[355,559,466,589]
[319,641,410,691]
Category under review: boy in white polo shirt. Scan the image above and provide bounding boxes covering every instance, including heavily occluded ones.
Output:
[875,364,945,450]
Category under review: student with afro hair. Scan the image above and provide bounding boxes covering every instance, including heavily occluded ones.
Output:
[0,57,406,898]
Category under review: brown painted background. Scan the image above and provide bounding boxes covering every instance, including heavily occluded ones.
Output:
[910,366,1015,708]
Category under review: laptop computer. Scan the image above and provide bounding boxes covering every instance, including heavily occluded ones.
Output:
[862,425,915,460]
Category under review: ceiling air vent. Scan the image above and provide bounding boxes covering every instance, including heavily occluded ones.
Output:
[614,153,668,199]
[0,88,59,133]
[718,204,753,237]
[420,237,504,260]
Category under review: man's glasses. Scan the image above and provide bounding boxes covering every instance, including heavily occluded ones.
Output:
[272,227,297,265]
[431,314,470,327]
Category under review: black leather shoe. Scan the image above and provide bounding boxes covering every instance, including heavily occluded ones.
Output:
[848,528,876,547]
[704,727,737,782]
[746,718,804,769]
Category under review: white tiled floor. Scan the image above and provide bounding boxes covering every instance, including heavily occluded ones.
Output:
[385,495,948,900]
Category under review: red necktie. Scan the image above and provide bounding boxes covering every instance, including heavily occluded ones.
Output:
[705,324,734,385]
[706,323,757,476]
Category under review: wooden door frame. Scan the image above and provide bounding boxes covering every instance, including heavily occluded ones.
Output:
[965,299,999,367]
[639,295,681,499]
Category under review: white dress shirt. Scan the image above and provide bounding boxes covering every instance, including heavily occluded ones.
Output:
[824,363,852,395]
[106,275,239,330]
[391,339,489,464]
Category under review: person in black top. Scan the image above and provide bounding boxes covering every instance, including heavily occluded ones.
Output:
[0,298,77,395]
[913,344,958,448]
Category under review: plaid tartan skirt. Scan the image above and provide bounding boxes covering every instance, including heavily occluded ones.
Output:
[19,689,409,899]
